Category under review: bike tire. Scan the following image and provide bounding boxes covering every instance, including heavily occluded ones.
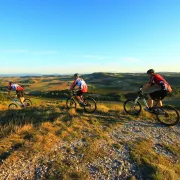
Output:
[156,105,180,126]
[24,99,32,107]
[83,97,97,113]
[123,98,142,115]
[8,103,18,109]
[66,98,77,109]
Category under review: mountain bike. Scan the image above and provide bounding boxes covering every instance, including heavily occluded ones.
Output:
[123,86,180,126]
[8,97,32,109]
[66,90,97,113]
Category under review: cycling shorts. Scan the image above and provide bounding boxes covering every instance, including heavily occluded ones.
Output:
[16,90,24,98]
[149,90,168,100]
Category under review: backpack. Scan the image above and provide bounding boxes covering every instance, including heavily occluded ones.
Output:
[167,84,173,93]
[153,74,172,93]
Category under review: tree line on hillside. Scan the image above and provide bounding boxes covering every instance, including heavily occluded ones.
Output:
[29,87,180,101]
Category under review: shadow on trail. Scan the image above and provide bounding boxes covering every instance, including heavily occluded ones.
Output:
[0,107,63,138]
[0,107,61,125]
[82,109,129,126]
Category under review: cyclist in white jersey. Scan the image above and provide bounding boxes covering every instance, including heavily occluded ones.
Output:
[8,82,25,107]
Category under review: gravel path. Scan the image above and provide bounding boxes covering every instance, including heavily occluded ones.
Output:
[0,119,180,180]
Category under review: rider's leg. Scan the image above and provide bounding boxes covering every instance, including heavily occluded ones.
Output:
[17,91,25,107]
[158,100,163,107]
[144,94,154,112]
[75,95,82,102]
[148,94,154,108]
[19,97,25,105]
[76,96,85,104]
[157,90,168,107]
[75,90,85,105]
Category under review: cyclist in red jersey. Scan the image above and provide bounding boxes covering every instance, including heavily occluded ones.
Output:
[70,73,88,106]
[8,82,25,107]
[142,69,172,112]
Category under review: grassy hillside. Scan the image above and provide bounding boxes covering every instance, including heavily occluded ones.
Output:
[0,99,180,179]
[1,72,180,98]
[0,72,180,110]
[0,73,180,179]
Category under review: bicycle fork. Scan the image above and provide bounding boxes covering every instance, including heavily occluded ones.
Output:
[142,98,149,108]
[134,97,148,108]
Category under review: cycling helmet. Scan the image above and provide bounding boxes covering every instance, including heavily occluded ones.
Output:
[74,73,79,78]
[147,69,155,74]
[9,81,13,85]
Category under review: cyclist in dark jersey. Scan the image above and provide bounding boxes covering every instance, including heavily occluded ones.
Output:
[142,69,172,112]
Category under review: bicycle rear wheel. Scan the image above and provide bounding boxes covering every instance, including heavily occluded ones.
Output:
[83,97,97,113]
[66,98,77,109]
[123,99,142,115]
[24,99,32,107]
[8,103,18,109]
[156,105,180,126]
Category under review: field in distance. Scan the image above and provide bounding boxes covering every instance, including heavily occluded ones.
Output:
[0,72,180,179]
[0,72,180,106]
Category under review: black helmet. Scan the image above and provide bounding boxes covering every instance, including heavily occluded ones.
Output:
[9,81,13,85]
[74,73,79,78]
[147,69,155,74]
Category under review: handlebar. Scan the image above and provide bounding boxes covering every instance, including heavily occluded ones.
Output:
[7,96,17,100]
[70,89,77,96]
[138,86,144,95]
[139,85,143,91]
[64,89,77,97]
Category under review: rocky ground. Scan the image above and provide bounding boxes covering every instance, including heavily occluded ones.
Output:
[0,114,180,180]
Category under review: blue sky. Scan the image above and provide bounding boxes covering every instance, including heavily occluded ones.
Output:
[0,0,180,74]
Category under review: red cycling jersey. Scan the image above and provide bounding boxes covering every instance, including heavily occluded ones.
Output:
[148,74,172,92]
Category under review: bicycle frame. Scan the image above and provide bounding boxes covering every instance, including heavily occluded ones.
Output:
[124,86,180,126]
[70,90,85,104]
[134,94,149,108]
[135,87,161,110]
[8,97,32,109]
[12,97,22,106]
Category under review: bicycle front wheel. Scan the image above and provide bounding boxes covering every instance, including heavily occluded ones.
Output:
[123,99,142,115]
[24,99,32,107]
[66,98,77,109]
[8,103,18,109]
[84,97,97,113]
[156,105,180,126]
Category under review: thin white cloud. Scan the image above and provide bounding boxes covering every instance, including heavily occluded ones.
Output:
[0,49,58,55]
[0,49,28,53]
[81,54,108,60]
[123,57,141,62]
[30,51,58,55]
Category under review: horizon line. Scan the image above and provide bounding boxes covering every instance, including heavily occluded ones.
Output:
[0,71,180,77]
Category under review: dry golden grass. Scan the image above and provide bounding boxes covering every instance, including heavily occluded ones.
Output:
[0,96,179,179]
[128,139,180,180]
[81,139,109,163]
[18,124,33,133]
[97,103,110,112]
[68,108,77,117]
[0,103,8,110]
[109,104,124,111]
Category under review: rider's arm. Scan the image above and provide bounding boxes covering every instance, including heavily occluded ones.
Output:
[70,80,76,90]
[142,83,151,91]
[8,90,10,96]
[7,86,11,96]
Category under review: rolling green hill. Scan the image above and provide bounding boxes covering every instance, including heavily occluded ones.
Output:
[0,72,180,104]
[0,72,180,179]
